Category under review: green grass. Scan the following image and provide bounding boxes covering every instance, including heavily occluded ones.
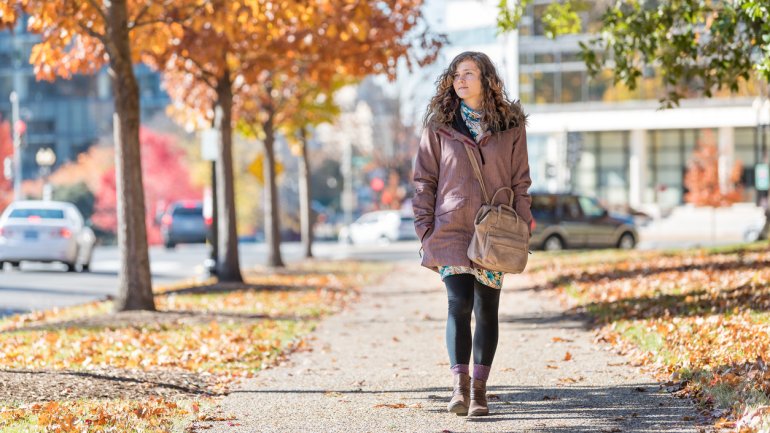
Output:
[615,321,666,355]
[0,420,41,433]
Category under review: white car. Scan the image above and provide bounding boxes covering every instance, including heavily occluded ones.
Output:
[0,200,96,272]
[338,210,417,245]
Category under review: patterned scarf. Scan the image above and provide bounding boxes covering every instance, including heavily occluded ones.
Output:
[460,101,485,142]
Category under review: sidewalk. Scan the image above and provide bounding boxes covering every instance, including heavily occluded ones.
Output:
[202,261,707,433]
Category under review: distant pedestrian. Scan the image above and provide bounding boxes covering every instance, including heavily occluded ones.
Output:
[412,51,532,416]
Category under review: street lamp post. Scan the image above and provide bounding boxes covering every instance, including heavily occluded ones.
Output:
[35,147,56,201]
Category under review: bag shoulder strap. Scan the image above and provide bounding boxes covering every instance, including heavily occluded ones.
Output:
[490,187,515,208]
[462,144,490,204]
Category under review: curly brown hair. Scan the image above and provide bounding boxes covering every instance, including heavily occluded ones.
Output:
[423,51,525,132]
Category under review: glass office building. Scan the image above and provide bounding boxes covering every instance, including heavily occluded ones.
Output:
[0,18,168,180]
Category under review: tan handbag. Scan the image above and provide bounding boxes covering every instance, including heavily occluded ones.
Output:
[463,144,530,274]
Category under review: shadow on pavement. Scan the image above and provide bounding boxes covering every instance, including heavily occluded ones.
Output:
[228,383,701,432]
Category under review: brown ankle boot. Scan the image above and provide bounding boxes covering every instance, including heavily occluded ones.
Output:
[468,378,489,416]
[447,373,470,415]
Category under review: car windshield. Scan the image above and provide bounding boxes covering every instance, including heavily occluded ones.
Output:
[9,208,65,219]
[531,195,557,219]
[173,207,203,216]
[578,197,605,217]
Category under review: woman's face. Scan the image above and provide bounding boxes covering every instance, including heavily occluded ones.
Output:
[452,59,483,108]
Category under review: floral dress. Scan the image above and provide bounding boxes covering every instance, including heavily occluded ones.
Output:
[437,102,504,290]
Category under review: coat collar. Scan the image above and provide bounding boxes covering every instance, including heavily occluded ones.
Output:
[435,123,492,148]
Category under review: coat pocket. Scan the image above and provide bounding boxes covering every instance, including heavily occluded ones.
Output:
[435,195,467,217]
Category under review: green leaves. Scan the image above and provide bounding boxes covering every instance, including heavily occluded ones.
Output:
[499,0,770,107]
[496,0,532,33]
[540,1,586,39]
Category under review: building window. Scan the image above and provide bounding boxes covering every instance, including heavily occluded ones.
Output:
[519,73,533,104]
[561,71,584,103]
[533,71,555,104]
[647,128,718,207]
[574,133,597,197]
[735,126,770,202]
[598,131,629,208]
[649,130,684,207]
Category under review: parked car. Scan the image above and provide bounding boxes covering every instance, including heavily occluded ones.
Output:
[397,214,418,241]
[159,200,209,249]
[529,193,638,251]
[0,200,96,272]
[338,210,416,244]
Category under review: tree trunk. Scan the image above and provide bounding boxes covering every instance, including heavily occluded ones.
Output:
[106,0,154,311]
[214,70,243,282]
[298,126,313,258]
[263,94,284,267]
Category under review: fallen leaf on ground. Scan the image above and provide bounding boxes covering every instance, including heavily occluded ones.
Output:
[557,376,584,384]
[373,403,407,409]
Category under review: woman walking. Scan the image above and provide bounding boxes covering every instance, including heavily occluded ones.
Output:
[412,51,532,416]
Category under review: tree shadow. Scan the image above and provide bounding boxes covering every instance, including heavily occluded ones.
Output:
[532,257,770,294]
[3,307,323,333]
[225,383,703,432]
[0,367,223,402]
[161,282,347,296]
[572,279,770,327]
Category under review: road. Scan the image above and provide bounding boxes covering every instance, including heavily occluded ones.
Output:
[0,236,735,318]
[0,240,422,317]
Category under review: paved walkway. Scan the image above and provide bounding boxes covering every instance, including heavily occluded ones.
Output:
[203,261,707,433]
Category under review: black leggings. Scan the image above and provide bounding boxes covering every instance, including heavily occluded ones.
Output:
[444,273,500,367]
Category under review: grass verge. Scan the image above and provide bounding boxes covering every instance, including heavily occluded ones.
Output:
[527,243,770,432]
[0,260,389,432]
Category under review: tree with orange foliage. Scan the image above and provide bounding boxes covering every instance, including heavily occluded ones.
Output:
[156,0,442,270]
[684,137,744,207]
[1,0,200,311]
[277,76,349,259]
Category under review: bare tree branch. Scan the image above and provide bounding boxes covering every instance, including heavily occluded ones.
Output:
[83,0,108,23]
[129,3,151,30]
[183,56,219,90]
[78,19,105,42]
[131,1,206,30]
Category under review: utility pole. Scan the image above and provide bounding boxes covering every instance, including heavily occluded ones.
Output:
[341,131,353,227]
[201,128,219,276]
[10,91,22,200]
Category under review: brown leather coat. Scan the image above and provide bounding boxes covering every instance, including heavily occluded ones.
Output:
[412,110,532,272]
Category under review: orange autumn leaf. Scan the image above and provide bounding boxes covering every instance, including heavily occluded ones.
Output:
[373,403,407,409]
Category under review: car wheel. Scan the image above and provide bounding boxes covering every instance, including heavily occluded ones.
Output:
[80,263,91,272]
[164,241,176,250]
[66,262,77,272]
[618,232,636,249]
[543,235,564,251]
[0,261,6,271]
[9,261,20,270]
